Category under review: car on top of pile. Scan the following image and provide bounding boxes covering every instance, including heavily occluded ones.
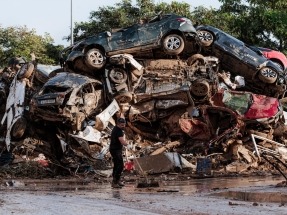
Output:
[196,25,287,97]
[61,13,200,73]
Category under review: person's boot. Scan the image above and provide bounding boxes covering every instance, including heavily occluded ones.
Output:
[111,180,122,188]
[118,181,125,187]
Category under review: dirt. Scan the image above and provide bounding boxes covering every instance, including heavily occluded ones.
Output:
[0,176,286,215]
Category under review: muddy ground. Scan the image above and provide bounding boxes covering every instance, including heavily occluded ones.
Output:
[1,176,286,215]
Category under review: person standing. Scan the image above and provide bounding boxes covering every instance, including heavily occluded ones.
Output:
[109,118,129,188]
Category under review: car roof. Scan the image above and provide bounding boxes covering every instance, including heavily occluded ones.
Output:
[44,72,98,88]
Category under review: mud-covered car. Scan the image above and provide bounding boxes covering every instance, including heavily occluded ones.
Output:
[196,25,287,97]
[63,13,199,73]
[104,54,219,106]
[29,72,104,131]
[210,90,283,125]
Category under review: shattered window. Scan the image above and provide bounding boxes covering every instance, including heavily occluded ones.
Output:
[222,91,252,115]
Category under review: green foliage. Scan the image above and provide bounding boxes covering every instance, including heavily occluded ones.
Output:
[0,26,63,67]
[71,0,287,54]
[218,0,287,53]
[72,0,193,41]
[3,0,285,62]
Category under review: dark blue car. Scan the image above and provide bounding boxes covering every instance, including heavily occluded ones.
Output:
[63,14,199,72]
[196,25,287,97]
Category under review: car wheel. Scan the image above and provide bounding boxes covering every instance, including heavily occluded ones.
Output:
[197,30,214,47]
[162,34,185,55]
[108,68,128,84]
[85,48,106,70]
[190,79,210,97]
[258,67,277,84]
[11,117,27,139]
[114,91,133,104]
[187,54,205,66]
[17,63,34,79]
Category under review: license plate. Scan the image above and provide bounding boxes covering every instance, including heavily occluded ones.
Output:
[40,99,55,104]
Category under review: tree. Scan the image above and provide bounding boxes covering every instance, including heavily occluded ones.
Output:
[218,0,287,53]
[72,0,193,41]
[0,25,63,67]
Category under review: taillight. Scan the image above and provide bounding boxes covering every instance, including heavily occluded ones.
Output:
[176,18,187,23]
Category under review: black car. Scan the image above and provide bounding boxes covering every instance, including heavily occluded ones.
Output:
[63,13,199,73]
[196,25,287,97]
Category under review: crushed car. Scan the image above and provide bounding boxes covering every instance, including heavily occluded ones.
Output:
[29,72,104,131]
[62,13,200,73]
[1,62,35,151]
[178,105,241,154]
[103,53,219,106]
[210,90,284,126]
[196,25,287,97]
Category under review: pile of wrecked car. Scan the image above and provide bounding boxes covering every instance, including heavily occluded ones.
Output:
[1,13,287,180]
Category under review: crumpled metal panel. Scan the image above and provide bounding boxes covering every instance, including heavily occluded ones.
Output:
[179,105,240,144]
[245,94,280,119]
[179,118,211,140]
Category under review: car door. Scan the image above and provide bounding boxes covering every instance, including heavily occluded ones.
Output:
[215,32,245,76]
[137,17,165,45]
[242,44,267,72]
[108,24,140,51]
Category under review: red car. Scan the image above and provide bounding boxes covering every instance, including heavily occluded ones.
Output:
[210,90,283,125]
[251,46,287,71]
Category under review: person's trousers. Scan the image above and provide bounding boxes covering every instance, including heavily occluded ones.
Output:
[110,149,124,182]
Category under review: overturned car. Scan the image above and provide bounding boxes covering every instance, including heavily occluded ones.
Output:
[104,53,219,106]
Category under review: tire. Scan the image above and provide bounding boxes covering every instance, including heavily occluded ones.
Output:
[187,54,205,66]
[114,91,133,104]
[191,80,210,97]
[108,68,127,84]
[85,48,106,70]
[17,63,34,79]
[197,30,214,47]
[11,117,27,139]
[162,34,185,55]
[258,67,277,84]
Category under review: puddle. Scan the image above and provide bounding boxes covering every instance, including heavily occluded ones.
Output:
[214,190,287,203]
[160,176,285,194]
[1,176,285,199]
